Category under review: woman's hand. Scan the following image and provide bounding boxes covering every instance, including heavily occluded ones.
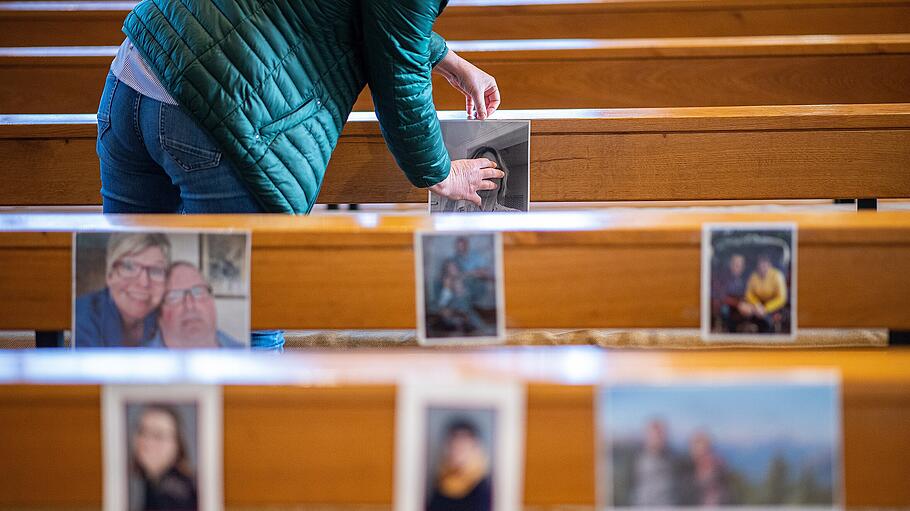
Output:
[434,51,501,119]
[429,158,504,206]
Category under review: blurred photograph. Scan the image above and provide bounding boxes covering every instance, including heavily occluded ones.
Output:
[103,385,222,511]
[597,376,841,509]
[395,381,525,511]
[127,402,198,511]
[425,408,495,511]
[73,231,251,348]
[431,120,530,213]
[702,224,797,340]
[415,232,505,344]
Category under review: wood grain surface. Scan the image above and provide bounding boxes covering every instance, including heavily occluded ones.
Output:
[2,105,909,206]
[2,0,910,46]
[0,348,908,506]
[0,210,908,331]
[2,35,909,113]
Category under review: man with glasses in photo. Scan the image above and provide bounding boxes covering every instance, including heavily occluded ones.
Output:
[147,262,244,349]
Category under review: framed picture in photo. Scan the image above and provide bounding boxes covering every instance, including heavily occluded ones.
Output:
[201,233,249,297]
[414,231,506,345]
[72,230,251,348]
[701,223,797,341]
[102,384,223,511]
[395,380,525,511]
[431,119,531,213]
[596,372,842,511]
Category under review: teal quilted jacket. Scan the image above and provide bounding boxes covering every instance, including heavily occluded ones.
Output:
[123,0,451,213]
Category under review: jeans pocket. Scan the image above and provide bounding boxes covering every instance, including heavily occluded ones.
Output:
[97,72,118,139]
[159,103,223,172]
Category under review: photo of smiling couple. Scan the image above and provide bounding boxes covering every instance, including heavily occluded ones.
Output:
[73,231,251,348]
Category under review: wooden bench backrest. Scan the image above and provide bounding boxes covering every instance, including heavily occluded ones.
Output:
[1,210,908,331]
[2,0,910,45]
[0,349,908,507]
[2,35,909,113]
[2,105,909,206]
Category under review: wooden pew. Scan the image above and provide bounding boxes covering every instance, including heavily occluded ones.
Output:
[2,105,909,206]
[1,210,909,332]
[3,0,910,46]
[3,35,910,113]
[0,349,908,507]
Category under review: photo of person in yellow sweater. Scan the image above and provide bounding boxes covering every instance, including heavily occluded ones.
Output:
[703,224,796,339]
[742,253,789,333]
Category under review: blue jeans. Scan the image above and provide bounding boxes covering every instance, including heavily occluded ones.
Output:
[97,72,284,351]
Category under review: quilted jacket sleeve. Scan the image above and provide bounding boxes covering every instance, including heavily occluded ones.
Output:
[362,0,451,188]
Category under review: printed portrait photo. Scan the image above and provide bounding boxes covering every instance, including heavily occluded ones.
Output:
[103,385,222,511]
[431,120,530,213]
[597,376,840,510]
[395,381,525,511]
[73,231,251,348]
[702,224,797,340]
[415,232,505,344]
[126,402,199,511]
[424,407,496,511]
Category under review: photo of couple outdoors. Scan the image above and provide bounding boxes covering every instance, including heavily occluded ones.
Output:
[601,381,839,509]
[74,231,250,348]
[419,233,504,342]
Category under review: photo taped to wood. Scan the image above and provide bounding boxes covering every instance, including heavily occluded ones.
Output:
[431,119,530,213]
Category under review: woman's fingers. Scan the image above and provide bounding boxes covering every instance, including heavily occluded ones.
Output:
[470,87,488,120]
[485,85,501,116]
[473,158,497,169]
[481,167,505,180]
[466,95,475,120]
[477,180,498,191]
[466,193,483,206]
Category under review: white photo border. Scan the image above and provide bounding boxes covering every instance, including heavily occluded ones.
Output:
[414,230,507,345]
[71,228,252,349]
[594,370,842,511]
[700,222,798,342]
[395,379,525,511]
[102,384,223,511]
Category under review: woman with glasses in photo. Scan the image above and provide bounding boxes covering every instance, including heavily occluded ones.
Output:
[74,233,171,347]
[129,404,198,511]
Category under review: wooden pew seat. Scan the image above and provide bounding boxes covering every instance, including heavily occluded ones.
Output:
[2,105,909,206]
[2,34,909,113]
[0,348,908,507]
[2,0,910,46]
[1,210,909,331]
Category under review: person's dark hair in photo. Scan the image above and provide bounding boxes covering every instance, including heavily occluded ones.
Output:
[129,404,198,511]
[427,419,492,511]
[467,146,518,213]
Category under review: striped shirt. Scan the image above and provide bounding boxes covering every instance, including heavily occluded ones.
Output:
[110,38,178,105]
